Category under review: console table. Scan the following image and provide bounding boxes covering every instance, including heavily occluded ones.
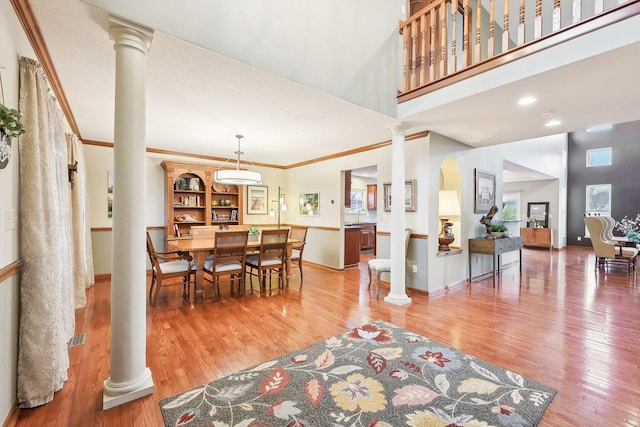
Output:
[468,237,523,287]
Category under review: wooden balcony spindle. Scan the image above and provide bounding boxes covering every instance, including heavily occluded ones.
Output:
[451,0,459,73]
[411,21,420,89]
[420,13,428,85]
[429,10,437,82]
[475,0,482,62]
[572,0,582,24]
[553,0,562,31]
[488,0,496,57]
[462,0,472,67]
[595,0,604,14]
[402,23,410,92]
[503,0,510,52]
[518,0,526,45]
[439,1,448,78]
[535,0,543,38]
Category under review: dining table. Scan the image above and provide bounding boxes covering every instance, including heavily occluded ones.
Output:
[168,234,300,302]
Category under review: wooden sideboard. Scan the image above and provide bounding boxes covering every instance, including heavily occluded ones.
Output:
[469,237,523,287]
[520,227,553,251]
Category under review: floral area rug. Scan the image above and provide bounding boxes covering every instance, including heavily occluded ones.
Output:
[160,320,555,426]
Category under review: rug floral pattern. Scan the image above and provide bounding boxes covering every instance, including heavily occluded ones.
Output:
[160,320,555,426]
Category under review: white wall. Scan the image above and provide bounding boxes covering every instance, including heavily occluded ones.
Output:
[426,132,566,293]
[0,1,37,421]
[502,134,568,248]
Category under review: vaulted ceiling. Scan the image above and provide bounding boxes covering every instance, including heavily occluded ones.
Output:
[20,0,640,168]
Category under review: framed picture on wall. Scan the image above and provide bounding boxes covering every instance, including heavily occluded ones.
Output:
[247,185,268,215]
[474,168,496,213]
[383,180,416,212]
[299,192,319,216]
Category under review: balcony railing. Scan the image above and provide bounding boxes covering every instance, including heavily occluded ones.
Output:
[398,0,639,102]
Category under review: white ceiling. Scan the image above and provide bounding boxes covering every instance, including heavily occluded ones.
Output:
[25,0,640,168]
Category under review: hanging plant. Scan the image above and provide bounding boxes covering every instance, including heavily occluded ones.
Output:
[0,103,26,138]
[0,103,25,169]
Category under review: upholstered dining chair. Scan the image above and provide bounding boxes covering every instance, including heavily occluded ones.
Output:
[584,215,637,274]
[289,225,308,281]
[368,228,411,299]
[245,228,290,295]
[146,232,195,306]
[202,230,249,300]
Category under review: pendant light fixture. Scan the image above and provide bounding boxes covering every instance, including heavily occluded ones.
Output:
[214,134,263,185]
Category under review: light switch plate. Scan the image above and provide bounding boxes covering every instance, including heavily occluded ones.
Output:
[6,209,17,230]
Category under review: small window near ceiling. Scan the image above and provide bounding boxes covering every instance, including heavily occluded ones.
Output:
[586,147,612,167]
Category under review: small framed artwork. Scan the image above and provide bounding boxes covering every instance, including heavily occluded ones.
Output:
[299,192,319,216]
[247,185,268,215]
[474,168,496,213]
[188,177,201,191]
[383,180,416,212]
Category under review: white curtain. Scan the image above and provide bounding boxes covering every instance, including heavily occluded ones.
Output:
[17,57,75,407]
[68,133,95,308]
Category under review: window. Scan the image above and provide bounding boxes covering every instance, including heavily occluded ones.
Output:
[502,192,521,221]
[349,189,365,212]
[584,184,611,237]
[586,148,612,167]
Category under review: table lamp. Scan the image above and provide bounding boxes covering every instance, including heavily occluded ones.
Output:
[439,190,461,251]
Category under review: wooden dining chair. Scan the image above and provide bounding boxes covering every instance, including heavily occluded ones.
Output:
[245,228,289,295]
[202,230,249,300]
[289,225,308,281]
[191,225,218,262]
[146,232,195,305]
[190,225,218,239]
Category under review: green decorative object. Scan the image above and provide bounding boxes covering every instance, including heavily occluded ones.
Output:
[0,103,26,169]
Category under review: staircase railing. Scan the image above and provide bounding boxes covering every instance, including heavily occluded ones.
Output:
[399,0,639,101]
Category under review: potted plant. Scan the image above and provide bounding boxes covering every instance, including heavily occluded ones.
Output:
[248,225,260,241]
[615,214,640,243]
[490,221,508,238]
[0,104,25,137]
[0,103,25,169]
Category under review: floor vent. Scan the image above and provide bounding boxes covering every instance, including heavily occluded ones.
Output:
[68,333,86,347]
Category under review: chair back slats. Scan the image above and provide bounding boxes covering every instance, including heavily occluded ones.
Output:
[191,226,218,239]
[259,228,289,261]
[214,230,249,265]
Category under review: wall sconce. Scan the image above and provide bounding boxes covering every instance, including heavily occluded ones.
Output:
[438,190,461,251]
[268,186,287,228]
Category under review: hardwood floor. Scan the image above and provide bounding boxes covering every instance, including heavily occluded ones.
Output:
[7,247,640,426]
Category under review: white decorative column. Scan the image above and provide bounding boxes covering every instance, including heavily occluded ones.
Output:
[384,124,412,305]
[103,17,154,410]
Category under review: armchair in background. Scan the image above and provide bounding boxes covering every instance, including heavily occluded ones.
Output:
[584,215,637,274]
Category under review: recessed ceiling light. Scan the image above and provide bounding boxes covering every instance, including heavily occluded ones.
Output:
[545,119,562,127]
[518,96,537,106]
[586,124,613,132]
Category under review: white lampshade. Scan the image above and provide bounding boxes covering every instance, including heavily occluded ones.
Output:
[214,134,263,185]
[439,190,461,216]
[214,169,262,185]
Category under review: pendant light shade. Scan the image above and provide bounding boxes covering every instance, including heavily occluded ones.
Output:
[214,134,262,185]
